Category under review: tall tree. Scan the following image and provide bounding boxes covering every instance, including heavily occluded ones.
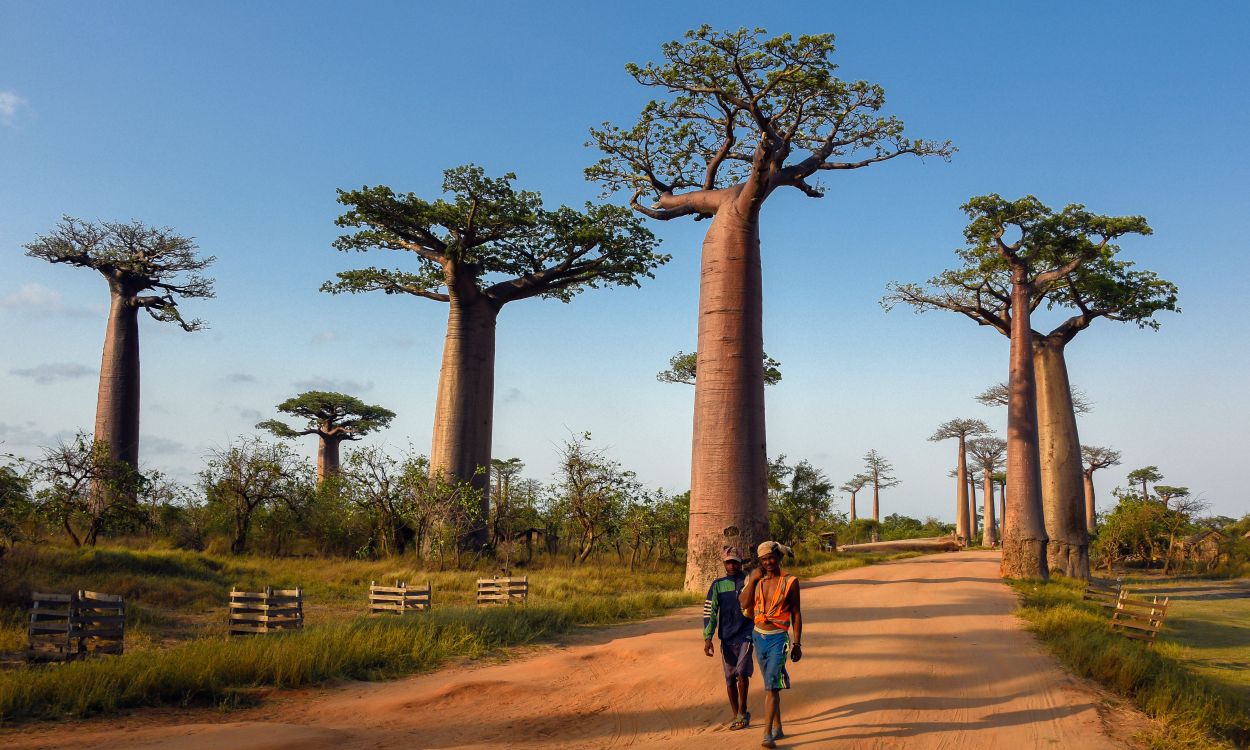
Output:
[590,27,952,590]
[1153,484,1189,510]
[885,195,1175,579]
[1127,466,1164,503]
[656,350,781,386]
[24,218,214,485]
[257,391,395,483]
[862,450,900,525]
[1080,445,1121,532]
[968,437,1007,547]
[325,166,665,549]
[929,419,991,545]
[839,473,871,522]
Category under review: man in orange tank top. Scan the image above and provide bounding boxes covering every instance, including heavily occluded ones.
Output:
[739,540,802,748]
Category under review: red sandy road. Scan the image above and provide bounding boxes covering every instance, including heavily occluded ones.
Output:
[5,551,1141,749]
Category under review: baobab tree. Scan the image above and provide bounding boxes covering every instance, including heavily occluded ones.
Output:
[256,391,395,484]
[589,26,952,589]
[862,450,900,528]
[885,195,1175,579]
[977,382,1092,414]
[1127,466,1164,503]
[24,218,214,483]
[1154,485,1189,510]
[839,473,871,522]
[324,166,665,549]
[968,437,1006,547]
[656,350,781,386]
[929,419,991,545]
[1080,444,1121,532]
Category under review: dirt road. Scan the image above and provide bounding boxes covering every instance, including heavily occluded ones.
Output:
[7,551,1142,749]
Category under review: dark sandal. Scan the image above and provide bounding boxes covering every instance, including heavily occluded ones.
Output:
[730,713,749,730]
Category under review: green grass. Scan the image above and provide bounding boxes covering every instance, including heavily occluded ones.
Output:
[1010,577,1250,750]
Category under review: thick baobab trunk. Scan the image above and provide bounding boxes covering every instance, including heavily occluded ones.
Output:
[1001,278,1049,580]
[999,482,1007,538]
[685,206,767,591]
[1083,472,1097,533]
[983,470,998,546]
[95,292,141,471]
[1034,337,1089,580]
[955,436,970,545]
[316,434,343,483]
[430,292,498,551]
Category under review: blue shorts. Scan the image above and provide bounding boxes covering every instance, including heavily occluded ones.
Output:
[752,628,790,690]
[721,639,754,684]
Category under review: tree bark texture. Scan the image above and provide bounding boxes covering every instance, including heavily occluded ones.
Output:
[1034,337,1089,579]
[430,293,498,551]
[1001,278,1050,579]
[955,437,970,545]
[1083,473,1097,533]
[983,472,998,546]
[684,207,768,592]
[316,434,343,483]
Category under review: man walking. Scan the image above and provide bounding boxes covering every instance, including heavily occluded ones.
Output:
[740,541,802,749]
[703,546,754,730]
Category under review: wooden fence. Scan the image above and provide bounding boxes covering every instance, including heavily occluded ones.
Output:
[1110,590,1170,647]
[229,586,303,635]
[1082,577,1122,610]
[368,580,431,615]
[27,590,124,662]
[476,576,528,605]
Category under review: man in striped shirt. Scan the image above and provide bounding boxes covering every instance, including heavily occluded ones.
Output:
[703,545,754,730]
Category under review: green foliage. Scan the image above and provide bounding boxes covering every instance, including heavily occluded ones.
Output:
[23,433,148,547]
[767,456,837,546]
[1010,578,1249,748]
[200,438,311,554]
[257,391,395,440]
[0,463,33,555]
[656,349,782,386]
[587,26,952,206]
[324,165,667,305]
[23,217,214,331]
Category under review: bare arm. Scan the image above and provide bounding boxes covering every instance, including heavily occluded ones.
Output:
[789,580,803,659]
[739,566,762,611]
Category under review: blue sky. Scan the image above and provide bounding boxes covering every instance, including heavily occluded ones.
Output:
[1,2,1247,521]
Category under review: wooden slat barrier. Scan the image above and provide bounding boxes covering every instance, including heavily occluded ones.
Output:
[229,586,303,635]
[1082,578,1122,611]
[1109,589,1169,647]
[27,590,125,662]
[476,576,528,605]
[369,580,431,615]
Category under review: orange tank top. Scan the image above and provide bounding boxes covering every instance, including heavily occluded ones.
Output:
[753,574,796,630]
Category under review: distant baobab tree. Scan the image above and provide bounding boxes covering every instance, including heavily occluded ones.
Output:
[24,218,214,488]
[1153,484,1189,510]
[977,382,1092,414]
[929,419,991,545]
[1080,445,1121,532]
[656,350,781,386]
[839,473,871,522]
[885,195,1176,579]
[256,391,395,484]
[590,26,952,590]
[324,166,665,549]
[862,450,900,527]
[968,437,1006,547]
[1126,465,1164,503]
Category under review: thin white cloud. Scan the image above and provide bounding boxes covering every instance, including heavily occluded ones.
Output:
[0,283,101,317]
[10,362,95,384]
[0,90,27,127]
[311,331,340,344]
[224,372,257,383]
[293,377,373,394]
[142,436,187,456]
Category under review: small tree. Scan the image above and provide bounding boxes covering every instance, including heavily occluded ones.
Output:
[928,419,991,545]
[29,433,145,546]
[555,433,635,564]
[839,473,871,522]
[768,457,835,547]
[656,350,781,386]
[1127,466,1164,504]
[257,391,395,484]
[968,437,1007,547]
[1081,445,1121,532]
[24,218,214,484]
[326,166,665,550]
[341,445,419,556]
[862,450,900,534]
[0,462,34,556]
[202,438,307,554]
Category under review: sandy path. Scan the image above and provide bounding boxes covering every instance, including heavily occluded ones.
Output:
[5,551,1140,749]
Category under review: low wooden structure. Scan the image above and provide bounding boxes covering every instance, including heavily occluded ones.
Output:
[1081,577,1122,610]
[27,590,125,662]
[1109,589,1169,647]
[837,536,960,553]
[1177,530,1228,571]
[476,576,528,605]
[368,580,431,615]
[229,586,303,635]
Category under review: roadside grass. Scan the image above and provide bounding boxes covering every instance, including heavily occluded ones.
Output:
[1010,577,1250,750]
[0,543,922,724]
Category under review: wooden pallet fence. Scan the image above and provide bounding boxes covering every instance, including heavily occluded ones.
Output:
[368,580,431,615]
[1082,577,1122,611]
[476,576,528,605]
[1109,589,1169,647]
[27,590,125,662]
[229,586,303,635]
